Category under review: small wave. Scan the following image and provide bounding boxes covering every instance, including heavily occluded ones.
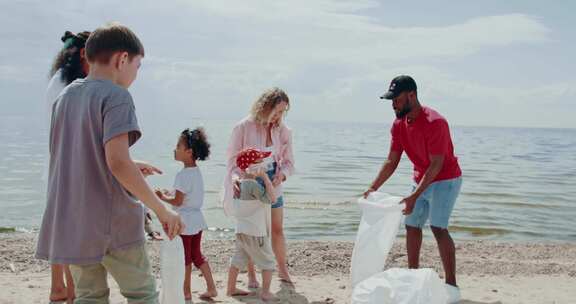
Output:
[206,200,359,210]
[0,226,16,233]
[0,226,34,233]
[485,200,571,210]
[448,225,510,236]
[462,191,520,199]
[284,200,358,209]
[206,227,234,233]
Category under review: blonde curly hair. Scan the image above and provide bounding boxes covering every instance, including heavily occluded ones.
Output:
[250,87,290,125]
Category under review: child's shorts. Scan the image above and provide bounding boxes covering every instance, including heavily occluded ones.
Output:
[230,233,276,271]
[180,232,207,268]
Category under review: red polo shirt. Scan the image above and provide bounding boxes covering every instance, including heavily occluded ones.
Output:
[390,106,461,184]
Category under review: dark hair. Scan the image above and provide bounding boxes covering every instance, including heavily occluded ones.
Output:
[49,31,91,84]
[85,23,144,64]
[181,128,210,161]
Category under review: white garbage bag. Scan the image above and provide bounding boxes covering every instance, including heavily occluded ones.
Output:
[351,192,448,304]
[160,235,186,304]
[351,268,448,304]
[351,192,404,286]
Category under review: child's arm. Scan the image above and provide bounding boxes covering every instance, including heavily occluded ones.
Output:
[155,189,185,207]
[105,133,184,239]
[254,170,277,203]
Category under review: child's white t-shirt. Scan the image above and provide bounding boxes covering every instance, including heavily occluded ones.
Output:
[173,167,208,235]
[43,69,66,181]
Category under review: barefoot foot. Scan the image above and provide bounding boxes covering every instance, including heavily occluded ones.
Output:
[227,288,252,297]
[261,291,275,302]
[200,289,218,299]
[278,272,293,285]
[247,280,260,289]
[49,288,68,302]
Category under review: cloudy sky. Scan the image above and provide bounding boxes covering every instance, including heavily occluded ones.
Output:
[1,0,574,128]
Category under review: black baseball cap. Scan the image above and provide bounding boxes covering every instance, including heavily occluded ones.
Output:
[380,75,417,100]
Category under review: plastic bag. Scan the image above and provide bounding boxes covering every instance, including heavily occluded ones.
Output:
[351,192,404,286]
[160,235,186,304]
[351,268,448,304]
[351,192,448,304]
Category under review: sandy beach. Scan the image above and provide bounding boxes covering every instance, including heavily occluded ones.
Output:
[1,232,575,303]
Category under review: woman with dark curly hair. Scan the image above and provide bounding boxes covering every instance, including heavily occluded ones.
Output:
[46,31,90,112]
[44,30,90,304]
[223,87,295,286]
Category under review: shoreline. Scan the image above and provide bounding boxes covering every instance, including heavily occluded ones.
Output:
[1,232,575,303]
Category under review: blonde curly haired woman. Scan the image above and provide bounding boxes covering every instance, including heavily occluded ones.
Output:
[223,88,295,286]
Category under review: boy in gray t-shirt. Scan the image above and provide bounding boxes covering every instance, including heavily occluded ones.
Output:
[36,23,183,304]
[227,148,277,302]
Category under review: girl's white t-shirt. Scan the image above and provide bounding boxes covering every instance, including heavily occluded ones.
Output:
[43,70,66,181]
[173,167,208,235]
[46,70,66,125]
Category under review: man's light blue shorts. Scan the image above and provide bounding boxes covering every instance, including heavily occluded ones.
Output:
[405,177,462,229]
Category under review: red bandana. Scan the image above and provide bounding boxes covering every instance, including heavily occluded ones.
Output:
[236,148,272,171]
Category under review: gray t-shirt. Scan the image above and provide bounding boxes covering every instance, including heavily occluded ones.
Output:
[36,78,143,265]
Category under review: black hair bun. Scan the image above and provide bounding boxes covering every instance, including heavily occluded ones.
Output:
[61,31,75,43]
[181,128,211,161]
[76,31,90,41]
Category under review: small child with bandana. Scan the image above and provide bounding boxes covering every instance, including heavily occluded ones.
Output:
[226,148,277,301]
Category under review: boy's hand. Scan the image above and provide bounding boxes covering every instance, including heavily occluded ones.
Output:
[135,161,163,177]
[156,206,184,240]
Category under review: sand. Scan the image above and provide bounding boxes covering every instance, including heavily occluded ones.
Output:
[1,233,575,303]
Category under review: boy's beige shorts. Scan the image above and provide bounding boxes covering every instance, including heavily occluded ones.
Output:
[231,233,276,271]
[70,243,158,304]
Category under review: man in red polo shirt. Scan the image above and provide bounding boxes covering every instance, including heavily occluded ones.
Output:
[364,75,463,303]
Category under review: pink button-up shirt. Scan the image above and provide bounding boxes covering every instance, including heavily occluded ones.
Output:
[222,116,295,215]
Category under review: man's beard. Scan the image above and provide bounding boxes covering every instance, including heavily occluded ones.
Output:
[395,103,412,119]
